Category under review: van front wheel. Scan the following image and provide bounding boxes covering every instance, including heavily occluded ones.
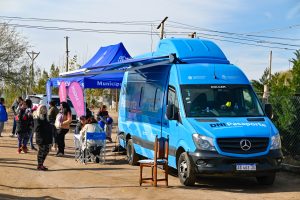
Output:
[178,152,196,186]
[127,139,139,166]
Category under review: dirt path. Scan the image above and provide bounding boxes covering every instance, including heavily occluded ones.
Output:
[0,113,300,200]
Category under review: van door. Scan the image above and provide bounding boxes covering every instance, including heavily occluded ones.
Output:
[161,85,183,168]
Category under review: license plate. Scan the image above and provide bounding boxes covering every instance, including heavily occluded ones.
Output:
[236,164,256,171]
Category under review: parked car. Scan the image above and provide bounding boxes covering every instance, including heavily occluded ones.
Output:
[26,94,77,124]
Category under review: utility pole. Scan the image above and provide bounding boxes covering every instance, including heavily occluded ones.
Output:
[188,32,197,38]
[65,36,70,72]
[263,51,272,103]
[26,51,40,94]
[157,17,168,40]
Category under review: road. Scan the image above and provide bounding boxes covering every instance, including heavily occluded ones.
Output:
[0,113,299,200]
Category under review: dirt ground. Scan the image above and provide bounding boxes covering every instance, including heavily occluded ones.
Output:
[0,112,300,200]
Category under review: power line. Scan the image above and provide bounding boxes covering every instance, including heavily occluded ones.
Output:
[165,29,300,48]
[168,20,300,41]
[0,15,160,26]
[1,22,157,35]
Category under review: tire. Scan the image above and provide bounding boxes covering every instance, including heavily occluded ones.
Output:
[256,173,276,185]
[126,139,139,166]
[178,152,196,186]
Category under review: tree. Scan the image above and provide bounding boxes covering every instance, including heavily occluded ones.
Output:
[0,23,28,83]
[290,50,300,94]
[251,67,270,95]
[33,69,49,94]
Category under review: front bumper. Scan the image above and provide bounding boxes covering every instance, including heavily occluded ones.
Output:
[189,149,283,176]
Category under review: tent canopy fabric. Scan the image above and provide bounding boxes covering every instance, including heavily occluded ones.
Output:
[80,42,131,70]
[47,42,131,89]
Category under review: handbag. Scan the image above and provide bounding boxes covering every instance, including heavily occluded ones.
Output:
[55,113,63,129]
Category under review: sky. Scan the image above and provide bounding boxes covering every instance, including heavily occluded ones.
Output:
[0,0,300,80]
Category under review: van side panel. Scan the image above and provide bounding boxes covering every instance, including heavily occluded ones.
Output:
[118,65,171,159]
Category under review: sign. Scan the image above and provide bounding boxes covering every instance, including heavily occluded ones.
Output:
[59,81,67,103]
[68,81,85,117]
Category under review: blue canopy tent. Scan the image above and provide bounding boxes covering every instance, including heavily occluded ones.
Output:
[46,42,131,102]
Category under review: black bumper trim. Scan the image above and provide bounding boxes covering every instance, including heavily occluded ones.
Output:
[188,149,283,176]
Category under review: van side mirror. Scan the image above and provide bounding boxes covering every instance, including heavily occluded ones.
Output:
[264,103,273,119]
[167,104,179,120]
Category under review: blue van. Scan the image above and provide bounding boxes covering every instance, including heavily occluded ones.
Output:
[118,38,282,186]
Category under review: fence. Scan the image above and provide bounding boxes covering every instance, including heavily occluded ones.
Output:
[269,95,300,170]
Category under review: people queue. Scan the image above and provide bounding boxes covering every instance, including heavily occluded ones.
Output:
[0,96,114,171]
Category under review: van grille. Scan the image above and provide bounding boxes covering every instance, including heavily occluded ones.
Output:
[216,137,269,154]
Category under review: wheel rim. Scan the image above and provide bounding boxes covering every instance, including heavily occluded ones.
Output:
[179,160,188,180]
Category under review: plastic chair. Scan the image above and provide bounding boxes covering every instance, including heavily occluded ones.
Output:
[138,135,169,187]
[82,131,106,164]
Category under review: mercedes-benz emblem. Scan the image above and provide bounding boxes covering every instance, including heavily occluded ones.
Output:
[240,139,251,151]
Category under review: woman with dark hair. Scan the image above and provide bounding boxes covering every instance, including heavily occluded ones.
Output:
[55,101,72,157]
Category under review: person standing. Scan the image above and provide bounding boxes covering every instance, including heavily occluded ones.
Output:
[33,105,52,171]
[10,96,23,137]
[16,101,30,153]
[48,100,59,151]
[56,102,72,157]
[97,105,112,142]
[0,98,8,137]
[25,99,37,151]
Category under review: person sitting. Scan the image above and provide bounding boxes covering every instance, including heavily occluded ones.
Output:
[75,116,86,135]
[79,116,104,162]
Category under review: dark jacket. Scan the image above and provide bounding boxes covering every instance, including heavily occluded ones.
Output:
[34,118,53,145]
[48,106,59,124]
[16,108,31,133]
[0,104,8,122]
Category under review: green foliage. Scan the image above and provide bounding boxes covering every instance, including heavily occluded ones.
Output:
[33,69,49,94]
[251,67,269,94]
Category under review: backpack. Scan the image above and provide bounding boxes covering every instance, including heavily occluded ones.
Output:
[55,112,63,129]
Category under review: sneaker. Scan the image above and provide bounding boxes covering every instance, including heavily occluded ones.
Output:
[10,134,15,137]
[22,146,28,153]
[106,137,113,143]
[55,153,64,157]
[17,148,22,154]
[37,165,48,171]
[31,146,38,151]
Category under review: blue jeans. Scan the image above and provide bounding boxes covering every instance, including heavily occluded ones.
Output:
[12,118,16,135]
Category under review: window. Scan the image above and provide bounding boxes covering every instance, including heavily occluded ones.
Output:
[181,84,264,117]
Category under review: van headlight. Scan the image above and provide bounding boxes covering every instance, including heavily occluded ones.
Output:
[192,134,216,151]
[270,133,281,150]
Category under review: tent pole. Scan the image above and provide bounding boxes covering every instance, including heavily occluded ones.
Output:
[116,88,118,112]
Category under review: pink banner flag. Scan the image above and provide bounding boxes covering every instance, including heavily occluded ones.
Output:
[68,82,85,117]
[59,81,67,103]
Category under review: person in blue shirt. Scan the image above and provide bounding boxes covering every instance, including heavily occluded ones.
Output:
[0,98,8,137]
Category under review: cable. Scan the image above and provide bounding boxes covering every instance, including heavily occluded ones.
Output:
[0,15,160,26]
[168,20,300,41]
[165,29,300,48]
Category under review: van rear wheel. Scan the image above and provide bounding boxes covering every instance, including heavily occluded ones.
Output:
[127,139,139,166]
[256,173,276,185]
[178,152,196,186]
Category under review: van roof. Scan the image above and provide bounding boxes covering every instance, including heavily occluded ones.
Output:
[150,38,230,64]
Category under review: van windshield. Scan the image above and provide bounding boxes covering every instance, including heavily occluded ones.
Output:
[181,84,264,117]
